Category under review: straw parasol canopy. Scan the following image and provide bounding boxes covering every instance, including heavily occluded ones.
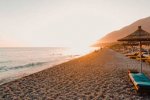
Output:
[118,26,150,41]
[122,41,150,46]
[118,26,150,73]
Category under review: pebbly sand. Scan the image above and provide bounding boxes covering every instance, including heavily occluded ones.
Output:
[0,48,150,100]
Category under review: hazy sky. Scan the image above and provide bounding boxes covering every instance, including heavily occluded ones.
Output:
[0,0,150,47]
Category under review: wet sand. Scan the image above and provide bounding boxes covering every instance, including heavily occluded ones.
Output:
[0,48,150,100]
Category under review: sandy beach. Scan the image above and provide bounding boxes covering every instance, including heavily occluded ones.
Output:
[0,48,150,100]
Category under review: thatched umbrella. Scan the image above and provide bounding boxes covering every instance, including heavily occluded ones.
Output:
[122,41,138,46]
[122,41,150,52]
[118,26,150,73]
[122,41,150,46]
[121,42,137,53]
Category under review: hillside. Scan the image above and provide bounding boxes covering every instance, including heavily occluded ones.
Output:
[97,16,150,44]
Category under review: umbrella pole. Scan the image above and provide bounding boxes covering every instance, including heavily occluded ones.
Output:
[139,41,142,73]
[148,44,150,56]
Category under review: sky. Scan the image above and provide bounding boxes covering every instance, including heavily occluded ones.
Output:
[0,0,150,47]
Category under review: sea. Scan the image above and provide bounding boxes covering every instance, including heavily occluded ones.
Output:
[0,47,96,85]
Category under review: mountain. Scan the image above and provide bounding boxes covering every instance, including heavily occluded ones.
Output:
[97,16,150,45]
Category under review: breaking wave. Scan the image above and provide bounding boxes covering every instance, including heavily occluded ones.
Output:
[0,62,48,72]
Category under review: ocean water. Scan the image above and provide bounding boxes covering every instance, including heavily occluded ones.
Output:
[0,47,96,85]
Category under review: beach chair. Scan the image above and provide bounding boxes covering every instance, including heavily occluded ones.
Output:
[136,56,148,62]
[128,55,138,59]
[128,71,150,94]
[145,57,150,64]
[125,52,139,59]
[146,60,150,64]
[125,52,137,56]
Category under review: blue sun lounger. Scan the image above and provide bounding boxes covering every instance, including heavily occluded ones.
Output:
[129,72,150,93]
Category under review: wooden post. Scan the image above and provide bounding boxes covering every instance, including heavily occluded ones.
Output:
[139,41,142,73]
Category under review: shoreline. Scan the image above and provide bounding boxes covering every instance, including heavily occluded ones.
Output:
[0,48,150,99]
[0,53,84,86]
[0,47,95,86]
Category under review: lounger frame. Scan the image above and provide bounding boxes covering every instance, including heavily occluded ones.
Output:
[128,70,150,95]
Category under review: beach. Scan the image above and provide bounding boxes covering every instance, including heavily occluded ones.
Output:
[0,48,150,99]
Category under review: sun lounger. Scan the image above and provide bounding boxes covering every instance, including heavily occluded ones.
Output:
[128,55,138,59]
[136,57,148,62]
[146,60,150,64]
[125,52,139,59]
[144,57,150,63]
[125,53,137,56]
[128,72,150,94]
